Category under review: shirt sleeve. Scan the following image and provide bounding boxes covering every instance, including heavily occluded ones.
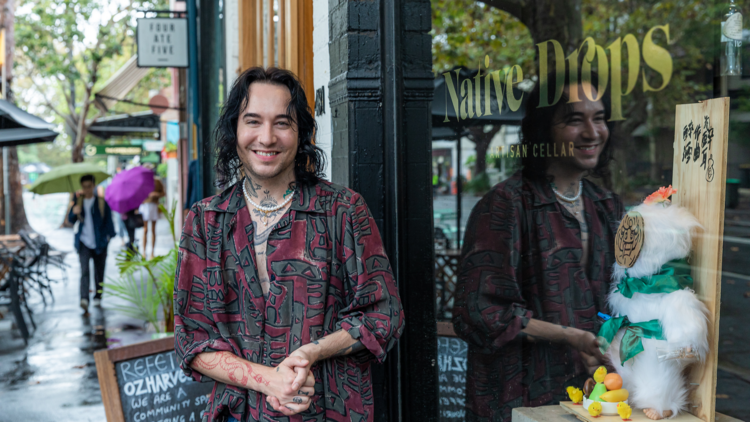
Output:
[174,203,235,382]
[452,188,532,352]
[68,195,79,224]
[333,192,405,364]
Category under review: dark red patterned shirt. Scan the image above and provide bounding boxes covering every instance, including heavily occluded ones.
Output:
[174,180,404,422]
[452,171,624,421]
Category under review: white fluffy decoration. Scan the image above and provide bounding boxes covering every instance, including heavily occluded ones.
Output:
[607,202,709,419]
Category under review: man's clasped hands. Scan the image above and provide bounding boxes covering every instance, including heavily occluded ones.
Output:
[259,345,318,416]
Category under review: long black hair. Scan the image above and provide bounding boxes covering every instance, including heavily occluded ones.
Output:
[520,68,615,182]
[213,67,326,188]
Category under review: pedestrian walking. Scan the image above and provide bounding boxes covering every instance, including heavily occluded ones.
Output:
[111,211,128,246]
[139,176,165,259]
[68,174,116,312]
[174,67,404,421]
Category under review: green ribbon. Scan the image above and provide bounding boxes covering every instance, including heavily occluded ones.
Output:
[616,259,693,299]
[598,316,665,364]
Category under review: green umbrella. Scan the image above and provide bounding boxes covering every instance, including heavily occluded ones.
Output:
[28,162,111,194]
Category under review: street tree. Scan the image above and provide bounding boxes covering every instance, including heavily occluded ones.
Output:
[15,0,163,163]
[0,0,34,233]
[432,0,722,194]
[432,0,535,180]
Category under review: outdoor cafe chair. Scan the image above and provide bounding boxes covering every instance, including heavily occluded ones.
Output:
[0,245,36,345]
[18,230,69,292]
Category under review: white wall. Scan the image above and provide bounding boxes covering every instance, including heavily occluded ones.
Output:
[313,0,332,180]
[225,0,240,95]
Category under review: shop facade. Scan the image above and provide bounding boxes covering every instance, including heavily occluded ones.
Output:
[182,0,750,420]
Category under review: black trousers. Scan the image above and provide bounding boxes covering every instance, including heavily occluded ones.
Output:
[125,223,137,252]
[79,244,107,300]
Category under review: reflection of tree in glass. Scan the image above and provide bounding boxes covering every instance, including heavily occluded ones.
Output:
[431,0,722,197]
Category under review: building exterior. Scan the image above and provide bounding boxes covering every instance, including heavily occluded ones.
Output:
[182,0,750,421]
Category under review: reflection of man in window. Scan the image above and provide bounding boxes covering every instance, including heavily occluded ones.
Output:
[453,70,624,421]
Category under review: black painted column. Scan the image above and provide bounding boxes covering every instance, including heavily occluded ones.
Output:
[328,1,438,420]
[197,0,224,195]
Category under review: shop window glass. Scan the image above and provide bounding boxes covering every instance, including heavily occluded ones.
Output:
[431,0,750,421]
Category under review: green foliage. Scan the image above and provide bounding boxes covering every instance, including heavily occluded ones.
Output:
[103,200,178,333]
[431,0,733,194]
[156,163,168,179]
[14,0,172,162]
[100,270,161,327]
[431,0,536,75]
[159,200,178,245]
[17,143,72,168]
[463,171,491,194]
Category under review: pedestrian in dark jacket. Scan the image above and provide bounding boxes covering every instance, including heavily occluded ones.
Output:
[68,174,116,313]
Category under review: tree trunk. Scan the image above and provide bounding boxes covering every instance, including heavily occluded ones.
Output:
[72,99,90,163]
[0,145,31,233]
[72,139,85,163]
[469,125,502,176]
[485,0,583,64]
[0,0,32,234]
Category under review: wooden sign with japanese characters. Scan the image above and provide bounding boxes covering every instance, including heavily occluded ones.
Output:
[671,97,729,422]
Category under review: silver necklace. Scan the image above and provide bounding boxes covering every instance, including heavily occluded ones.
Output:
[551,181,583,203]
[242,178,295,226]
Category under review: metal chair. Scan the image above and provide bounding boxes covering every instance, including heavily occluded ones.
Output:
[0,246,36,345]
[18,230,69,303]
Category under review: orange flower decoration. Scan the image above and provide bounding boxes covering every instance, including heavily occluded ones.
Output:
[643,185,677,205]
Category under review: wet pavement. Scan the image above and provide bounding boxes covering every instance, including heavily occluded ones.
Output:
[0,193,175,421]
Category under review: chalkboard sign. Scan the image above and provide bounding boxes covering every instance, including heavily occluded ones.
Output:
[438,335,468,421]
[94,337,213,422]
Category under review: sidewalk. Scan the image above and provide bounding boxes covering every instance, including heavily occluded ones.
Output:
[0,193,176,421]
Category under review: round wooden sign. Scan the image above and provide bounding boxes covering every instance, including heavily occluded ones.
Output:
[615,211,645,268]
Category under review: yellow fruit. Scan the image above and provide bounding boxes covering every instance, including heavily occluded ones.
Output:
[604,373,623,391]
[600,388,629,402]
[593,366,608,383]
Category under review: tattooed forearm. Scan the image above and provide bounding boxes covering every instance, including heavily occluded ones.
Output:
[306,330,366,363]
[193,353,221,370]
[191,352,270,388]
[328,341,365,359]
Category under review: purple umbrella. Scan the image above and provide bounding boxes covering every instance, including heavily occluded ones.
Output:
[105,167,155,213]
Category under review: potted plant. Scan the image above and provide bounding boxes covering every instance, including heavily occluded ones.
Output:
[102,201,178,334]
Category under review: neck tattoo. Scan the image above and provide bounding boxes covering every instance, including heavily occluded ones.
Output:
[242,178,295,226]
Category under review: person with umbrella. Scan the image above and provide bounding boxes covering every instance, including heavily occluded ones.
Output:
[68,174,116,313]
[105,166,159,256]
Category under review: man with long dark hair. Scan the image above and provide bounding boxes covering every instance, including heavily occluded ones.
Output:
[174,67,404,422]
[452,70,625,421]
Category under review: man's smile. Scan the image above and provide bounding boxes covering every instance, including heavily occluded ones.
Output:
[254,150,280,156]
